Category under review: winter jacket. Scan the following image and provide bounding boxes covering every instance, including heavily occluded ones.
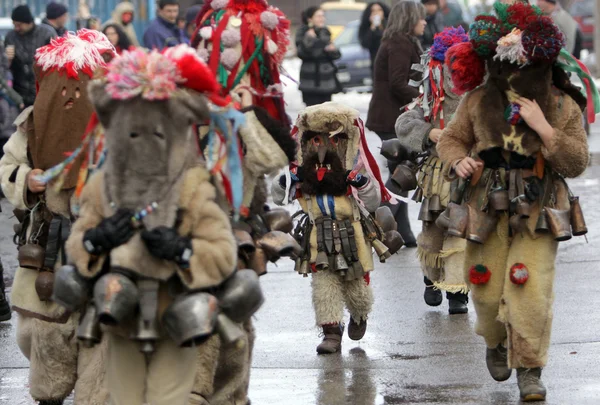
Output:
[296,25,342,96]
[421,12,444,50]
[42,18,67,37]
[4,25,56,107]
[366,33,421,134]
[359,26,384,74]
[102,1,140,47]
[143,16,187,51]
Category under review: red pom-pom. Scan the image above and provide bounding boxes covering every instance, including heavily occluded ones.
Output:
[469,264,491,285]
[162,45,219,94]
[445,42,486,95]
[506,2,541,30]
[510,263,529,285]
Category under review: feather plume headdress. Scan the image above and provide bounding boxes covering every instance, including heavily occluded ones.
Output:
[35,29,115,79]
[36,44,247,216]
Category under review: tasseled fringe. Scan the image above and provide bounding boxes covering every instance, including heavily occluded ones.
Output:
[417,246,444,269]
[433,281,469,294]
[439,247,465,259]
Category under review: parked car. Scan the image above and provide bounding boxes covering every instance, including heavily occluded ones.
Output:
[333,20,372,92]
[321,2,367,40]
[570,0,593,50]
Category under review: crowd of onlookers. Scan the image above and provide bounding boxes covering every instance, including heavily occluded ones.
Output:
[0,0,203,154]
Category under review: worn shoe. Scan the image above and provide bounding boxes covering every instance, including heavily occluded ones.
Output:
[486,344,512,381]
[447,292,468,315]
[517,368,546,402]
[348,317,367,341]
[316,324,343,354]
[38,400,64,405]
[423,277,442,307]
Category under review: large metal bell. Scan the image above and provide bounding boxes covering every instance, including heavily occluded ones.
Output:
[162,292,219,347]
[52,264,91,312]
[375,206,397,233]
[259,231,302,262]
[217,269,264,323]
[262,208,294,233]
[93,272,139,326]
[77,304,102,348]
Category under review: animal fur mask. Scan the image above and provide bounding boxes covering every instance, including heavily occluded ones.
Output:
[293,102,390,202]
[88,48,216,229]
[31,29,115,189]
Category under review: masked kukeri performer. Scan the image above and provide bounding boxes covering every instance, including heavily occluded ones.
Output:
[272,102,400,354]
[390,27,469,314]
[189,1,297,404]
[55,47,257,404]
[0,30,115,405]
[437,2,598,401]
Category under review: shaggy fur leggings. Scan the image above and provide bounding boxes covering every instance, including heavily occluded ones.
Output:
[16,314,108,404]
[465,215,557,369]
[311,270,374,326]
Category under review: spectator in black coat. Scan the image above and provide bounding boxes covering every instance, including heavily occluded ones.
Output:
[5,6,56,107]
[358,2,391,77]
[420,0,444,49]
[296,6,342,107]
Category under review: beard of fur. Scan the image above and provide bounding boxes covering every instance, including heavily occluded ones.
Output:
[301,151,348,196]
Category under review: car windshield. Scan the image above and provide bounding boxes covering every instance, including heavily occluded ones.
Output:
[570,0,592,16]
[334,23,358,47]
[324,10,363,26]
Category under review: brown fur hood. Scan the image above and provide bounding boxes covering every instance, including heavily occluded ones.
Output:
[437,85,589,178]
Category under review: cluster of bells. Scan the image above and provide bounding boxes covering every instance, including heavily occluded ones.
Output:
[51,265,264,353]
[233,207,302,277]
[380,139,587,245]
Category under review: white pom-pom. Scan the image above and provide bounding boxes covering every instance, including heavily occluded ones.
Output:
[197,48,209,62]
[211,0,228,10]
[200,26,213,40]
[221,48,241,70]
[260,11,279,31]
[266,38,279,55]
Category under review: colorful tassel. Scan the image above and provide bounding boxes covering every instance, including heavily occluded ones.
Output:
[556,49,600,124]
[505,102,523,125]
[469,264,491,285]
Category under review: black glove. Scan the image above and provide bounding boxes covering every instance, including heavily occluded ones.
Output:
[83,209,135,255]
[141,226,193,267]
[346,171,369,188]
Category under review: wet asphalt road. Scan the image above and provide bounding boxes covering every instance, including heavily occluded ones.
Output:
[1,93,600,404]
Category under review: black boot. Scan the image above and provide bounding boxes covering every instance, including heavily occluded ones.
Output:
[447,292,469,315]
[0,259,11,322]
[38,400,64,405]
[423,277,442,307]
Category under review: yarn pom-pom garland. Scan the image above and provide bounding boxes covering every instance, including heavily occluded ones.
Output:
[469,264,491,285]
[220,48,241,70]
[445,42,486,95]
[495,28,528,65]
[211,0,229,10]
[469,15,505,57]
[521,16,564,64]
[105,49,181,101]
[221,29,241,48]
[430,26,469,63]
[510,263,529,285]
[260,10,279,30]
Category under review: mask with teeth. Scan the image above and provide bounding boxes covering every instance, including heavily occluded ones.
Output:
[300,130,349,196]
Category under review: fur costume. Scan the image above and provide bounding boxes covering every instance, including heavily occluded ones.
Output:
[436,2,593,370]
[60,47,241,404]
[190,1,296,403]
[395,27,469,294]
[272,102,388,335]
[0,30,114,404]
